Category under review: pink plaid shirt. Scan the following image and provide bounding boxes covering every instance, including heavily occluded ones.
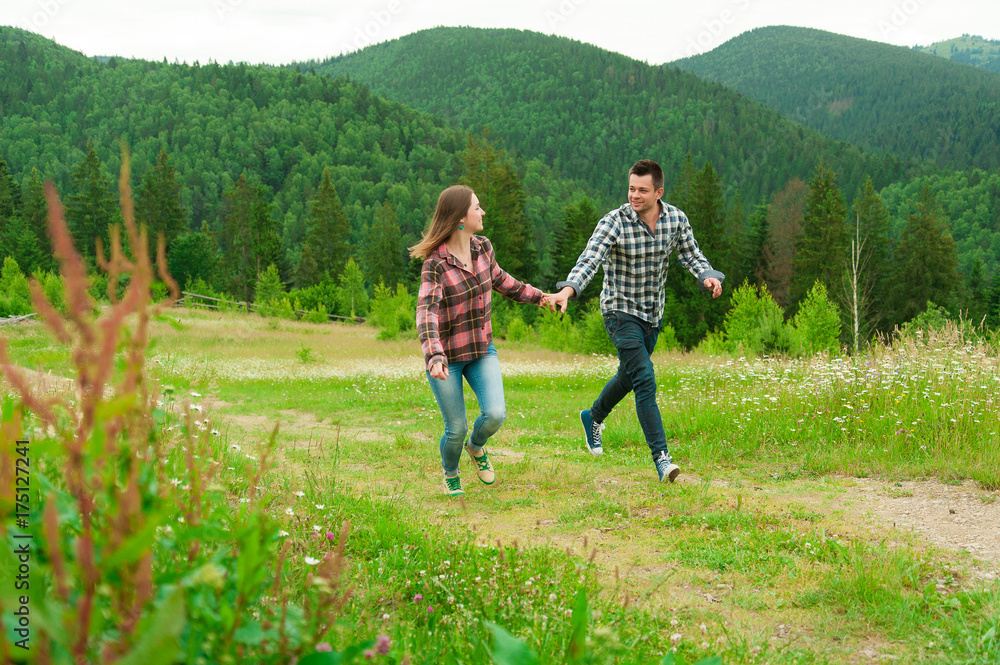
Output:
[417,236,542,371]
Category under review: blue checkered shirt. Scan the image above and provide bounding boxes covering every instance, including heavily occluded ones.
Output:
[557,200,722,325]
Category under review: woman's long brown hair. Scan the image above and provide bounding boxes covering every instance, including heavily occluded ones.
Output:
[408,185,474,260]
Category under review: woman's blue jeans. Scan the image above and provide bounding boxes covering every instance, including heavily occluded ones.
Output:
[590,311,669,459]
[426,343,506,475]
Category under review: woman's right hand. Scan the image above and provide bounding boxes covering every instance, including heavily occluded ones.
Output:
[429,361,449,381]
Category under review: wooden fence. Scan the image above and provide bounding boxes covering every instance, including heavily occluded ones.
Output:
[176,292,365,324]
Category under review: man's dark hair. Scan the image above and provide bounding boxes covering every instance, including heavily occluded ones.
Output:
[628,159,664,191]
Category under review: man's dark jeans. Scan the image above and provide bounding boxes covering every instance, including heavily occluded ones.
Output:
[590,311,668,459]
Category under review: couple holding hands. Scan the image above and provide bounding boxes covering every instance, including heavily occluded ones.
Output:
[411,160,724,496]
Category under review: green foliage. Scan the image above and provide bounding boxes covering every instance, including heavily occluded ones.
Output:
[304,302,329,324]
[579,301,615,356]
[136,146,186,249]
[675,25,1000,172]
[791,281,842,355]
[535,310,582,353]
[36,268,65,313]
[792,161,848,308]
[66,140,119,262]
[336,258,369,318]
[167,229,218,293]
[723,281,794,356]
[221,174,281,303]
[368,281,414,339]
[664,158,737,346]
[505,316,533,343]
[891,184,960,323]
[362,200,406,291]
[897,301,952,341]
[0,256,32,317]
[460,129,537,281]
[300,168,351,287]
[254,263,285,306]
[315,26,903,208]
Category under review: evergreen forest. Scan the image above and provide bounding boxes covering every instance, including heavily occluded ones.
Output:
[2,24,1000,351]
[672,26,1000,172]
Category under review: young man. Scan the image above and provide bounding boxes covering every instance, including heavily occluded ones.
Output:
[550,159,724,482]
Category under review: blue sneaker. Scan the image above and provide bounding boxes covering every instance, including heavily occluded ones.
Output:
[580,409,604,456]
[654,451,680,483]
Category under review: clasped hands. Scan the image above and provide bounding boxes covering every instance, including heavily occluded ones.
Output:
[538,286,575,314]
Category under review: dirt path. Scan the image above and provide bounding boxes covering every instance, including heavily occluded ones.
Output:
[847,477,1000,579]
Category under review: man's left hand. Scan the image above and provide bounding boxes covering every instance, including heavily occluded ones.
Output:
[703,277,722,298]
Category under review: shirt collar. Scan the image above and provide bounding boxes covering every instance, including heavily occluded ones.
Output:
[622,201,666,225]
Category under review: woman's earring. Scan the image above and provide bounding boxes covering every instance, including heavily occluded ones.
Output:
[459,224,465,230]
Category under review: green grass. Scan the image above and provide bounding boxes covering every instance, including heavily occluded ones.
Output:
[4,308,999,664]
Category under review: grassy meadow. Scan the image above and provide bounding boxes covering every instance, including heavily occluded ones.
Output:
[3,307,1000,665]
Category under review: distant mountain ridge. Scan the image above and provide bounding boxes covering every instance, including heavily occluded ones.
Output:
[302,26,908,207]
[921,34,1000,74]
[672,26,1000,172]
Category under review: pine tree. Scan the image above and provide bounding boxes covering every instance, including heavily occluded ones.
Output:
[20,169,55,272]
[220,174,281,303]
[0,157,19,261]
[364,200,405,289]
[741,203,769,288]
[168,227,218,293]
[792,162,848,309]
[891,184,960,324]
[548,197,600,309]
[666,161,733,344]
[667,153,698,213]
[66,141,119,262]
[300,167,351,286]
[964,258,987,326]
[459,129,536,281]
[137,146,186,250]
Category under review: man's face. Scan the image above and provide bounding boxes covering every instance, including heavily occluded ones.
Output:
[628,173,663,216]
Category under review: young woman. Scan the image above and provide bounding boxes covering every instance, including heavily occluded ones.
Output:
[411,185,555,495]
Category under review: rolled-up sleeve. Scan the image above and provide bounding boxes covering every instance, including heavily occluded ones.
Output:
[416,259,447,371]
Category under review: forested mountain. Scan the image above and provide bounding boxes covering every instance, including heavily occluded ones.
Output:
[672,26,1000,172]
[304,27,910,207]
[3,25,999,345]
[0,26,589,290]
[922,35,1000,74]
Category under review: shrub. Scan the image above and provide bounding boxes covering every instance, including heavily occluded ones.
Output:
[368,281,414,339]
[579,301,615,355]
[536,309,582,352]
[791,281,841,355]
[254,263,285,313]
[505,316,534,343]
[723,281,794,356]
[0,257,33,317]
[304,302,330,324]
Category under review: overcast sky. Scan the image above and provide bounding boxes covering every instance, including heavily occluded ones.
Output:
[3,0,999,66]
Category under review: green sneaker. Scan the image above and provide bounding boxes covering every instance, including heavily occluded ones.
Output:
[465,442,495,485]
[443,474,465,496]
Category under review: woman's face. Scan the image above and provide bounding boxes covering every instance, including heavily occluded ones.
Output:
[462,194,485,233]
